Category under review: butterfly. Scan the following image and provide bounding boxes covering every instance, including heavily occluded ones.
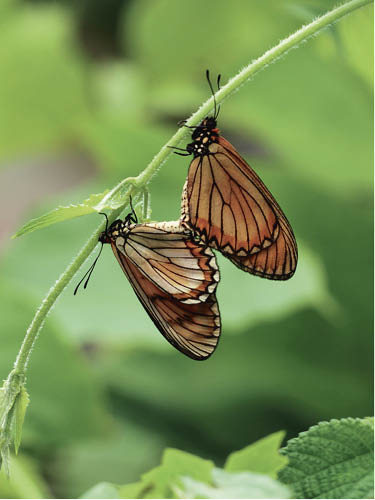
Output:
[76,208,221,360]
[175,71,298,281]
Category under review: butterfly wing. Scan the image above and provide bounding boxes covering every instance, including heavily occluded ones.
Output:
[225,216,298,280]
[119,221,220,303]
[181,137,297,279]
[110,222,221,360]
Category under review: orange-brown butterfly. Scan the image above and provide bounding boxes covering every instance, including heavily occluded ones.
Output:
[75,208,221,360]
[175,71,297,280]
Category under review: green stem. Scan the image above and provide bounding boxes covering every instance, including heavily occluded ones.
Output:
[142,189,149,220]
[1,0,372,464]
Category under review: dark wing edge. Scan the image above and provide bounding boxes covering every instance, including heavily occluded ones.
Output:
[226,216,298,280]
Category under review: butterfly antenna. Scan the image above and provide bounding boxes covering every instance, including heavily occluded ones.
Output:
[215,74,222,119]
[129,195,138,223]
[99,212,109,234]
[74,212,109,295]
[73,243,104,295]
[206,69,219,120]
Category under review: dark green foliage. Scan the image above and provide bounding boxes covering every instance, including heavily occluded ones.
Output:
[279,418,374,499]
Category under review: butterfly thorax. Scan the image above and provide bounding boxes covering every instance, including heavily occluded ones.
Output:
[187,117,220,158]
[99,219,132,244]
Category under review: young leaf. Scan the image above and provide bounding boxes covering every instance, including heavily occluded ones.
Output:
[79,482,120,499]
[140,448,214,498]
[225,431,287,478]
[12,191,112,238]
[278,417,374,499]
[117,481,148,499]
[13,386,29,455]
[178,468,291,499]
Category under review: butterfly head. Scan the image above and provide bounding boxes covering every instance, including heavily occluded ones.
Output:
[200,116,218,131]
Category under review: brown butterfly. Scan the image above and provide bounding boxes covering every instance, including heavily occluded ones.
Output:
[87,211,221,360]
[176,71,297,280]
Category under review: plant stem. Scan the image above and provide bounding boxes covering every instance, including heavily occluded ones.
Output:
[1,0,372,462]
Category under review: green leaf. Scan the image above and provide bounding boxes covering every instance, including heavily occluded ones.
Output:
[13,386,30,454]
[117,481,148,499]
[279,417,374,499]
[13,190,114,238]
[79,482,120,499]
[179,468,291,499]
[141,448,214,498]
[225,431,288,478]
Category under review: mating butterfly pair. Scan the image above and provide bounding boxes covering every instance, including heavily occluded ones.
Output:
[77,72,297,360]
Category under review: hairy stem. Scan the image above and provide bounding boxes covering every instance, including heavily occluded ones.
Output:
[1,0,372,464]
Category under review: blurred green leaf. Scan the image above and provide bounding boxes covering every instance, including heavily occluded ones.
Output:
[0,454,50,499]
[313,4,374,87]
[117,481,146,499]
[90,62,148,122]
[179,468,291,499]
[225,431,287,479]
[338,4,373,87]
[79,482,120,499]
[225,45,373,195]
[217,236,338,332]
[123,0,300,96]
[140,448,214,499]
[13,386,29,455]
[0,4,89,162]
[279,417,374,499]
[78,113,173,179]
[51,420,164,498]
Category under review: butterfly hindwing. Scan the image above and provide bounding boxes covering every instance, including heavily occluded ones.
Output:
[117,221,219,303]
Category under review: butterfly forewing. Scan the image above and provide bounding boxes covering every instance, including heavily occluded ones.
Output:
[110,235,220,360]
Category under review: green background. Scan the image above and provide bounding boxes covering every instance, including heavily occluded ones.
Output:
[0,0,373,497]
